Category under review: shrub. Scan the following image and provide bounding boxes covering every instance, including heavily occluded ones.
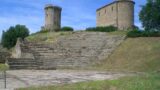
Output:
[0,64,9,71]
[86,26,117,32]
[1,25,29,49]
[132,25,139,30]
[38,30,49,33]
[61,26,74,31]
[127,30,160,37]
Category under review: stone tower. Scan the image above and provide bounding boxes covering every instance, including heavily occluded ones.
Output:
[96,0,135,30]
[44,4,62,31]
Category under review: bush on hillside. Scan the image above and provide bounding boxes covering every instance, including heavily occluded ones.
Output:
[61,26,74,31]
[127,30,160,37]
[38,30,49,34]
[86,26,117,32]
[132,25,139,30]
[1,25,29,49]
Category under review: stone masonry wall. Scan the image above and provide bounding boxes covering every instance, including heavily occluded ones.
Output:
[96,0,135,30]
[9,32,126,69]
[44,4,62,31]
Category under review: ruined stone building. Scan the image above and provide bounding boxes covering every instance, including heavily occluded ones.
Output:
[96,0,135,30]
[44,4,62,31]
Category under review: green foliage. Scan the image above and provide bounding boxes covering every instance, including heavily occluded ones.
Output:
[139,0,160,31]
[132,25,139,30]
[0,64,9,71]
[26,32,73,43]
[1,25,29,49]
[61,26,74,31]
[86,26,117,32]
[15,25,29,39]
[127,30,160,37]
[37,30,49,34]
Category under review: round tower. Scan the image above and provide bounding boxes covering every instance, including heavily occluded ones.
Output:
[44,4,62,31]
[117,0,135,30]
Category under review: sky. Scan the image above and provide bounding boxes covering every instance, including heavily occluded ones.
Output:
[0,0,146,39]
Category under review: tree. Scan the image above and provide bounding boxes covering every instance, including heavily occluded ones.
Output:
[1,25,29,49]
[15,25,29,39]
[61,26,74,31]
[1,31,5,46]
[139,0,160,31]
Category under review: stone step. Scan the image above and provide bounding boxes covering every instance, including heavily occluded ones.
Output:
[8,58,39,70]
[9,64,38,68]
[32,50,53,53]
[14,32,126,69]
[8,58,35,62]
[8,60,37,63]
[36,54,82,58]
[8,61,37,65]
[29,46,50,49]
[30,47,52,50]
[9,66,38,70]
[9,63,38,67]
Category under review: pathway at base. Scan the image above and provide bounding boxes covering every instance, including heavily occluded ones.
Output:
[0,70,133,90]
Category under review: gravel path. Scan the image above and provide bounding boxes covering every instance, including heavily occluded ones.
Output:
[0,70,132,90]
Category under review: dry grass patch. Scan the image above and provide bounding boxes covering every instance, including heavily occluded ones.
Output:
[26,32,73,43]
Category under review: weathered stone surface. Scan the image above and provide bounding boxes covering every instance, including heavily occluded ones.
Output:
[0,45,10,63]
[8,58,38,70]
[0,52,10,63]
[8,32,126,69]
[12,38,35,59]
[0,70,131,89]
[96,0,135,30]
[44,4,62,31]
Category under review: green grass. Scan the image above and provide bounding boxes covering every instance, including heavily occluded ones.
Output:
[92,37,160,72]
[18,72,160,90]
[26,32,73,43]
[107,30,129,35]
[26,31,128,43]
[0,64,9,71]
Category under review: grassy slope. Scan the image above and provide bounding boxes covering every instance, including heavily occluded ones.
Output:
[26,32,73,43]
[93,37,160,72]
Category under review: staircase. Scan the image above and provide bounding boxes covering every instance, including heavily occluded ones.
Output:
[8,58,38,69]
[8,32,126,69]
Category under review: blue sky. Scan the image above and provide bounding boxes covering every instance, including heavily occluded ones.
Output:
[0,0,146,39]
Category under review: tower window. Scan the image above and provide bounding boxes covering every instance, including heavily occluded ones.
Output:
[99,12,100,16]
[105,9,106,14]
[112,6,113,11]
